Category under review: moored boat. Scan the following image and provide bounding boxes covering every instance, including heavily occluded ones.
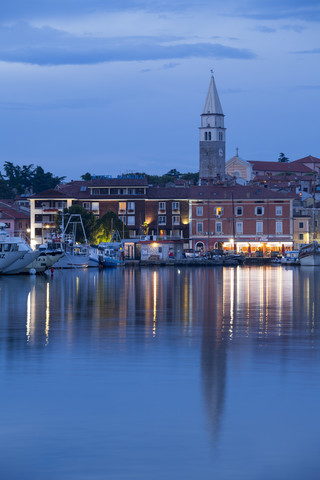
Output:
[298,242,320,266]
[281,250,300,266]
[0,223,34,274]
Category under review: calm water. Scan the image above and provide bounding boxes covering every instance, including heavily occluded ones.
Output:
[1,266,320,480]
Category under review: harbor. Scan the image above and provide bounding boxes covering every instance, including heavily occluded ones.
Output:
[1,266,320,479]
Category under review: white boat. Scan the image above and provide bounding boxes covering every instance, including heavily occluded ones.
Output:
[298,242,320,266]
[0,224,34,274]
[53,243,97,269]
[2,240,40,274]
[281,250,300,266]
[21,243,64,273]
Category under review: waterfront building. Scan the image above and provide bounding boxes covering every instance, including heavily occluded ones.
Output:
[0,200,30,237]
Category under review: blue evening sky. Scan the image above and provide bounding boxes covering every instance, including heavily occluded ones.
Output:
[0,0,319,180]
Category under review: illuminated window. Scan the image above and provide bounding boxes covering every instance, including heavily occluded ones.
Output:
[215,207,224,217]
[119,202,126,213]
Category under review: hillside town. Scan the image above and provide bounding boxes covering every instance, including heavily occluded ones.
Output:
[1,76,319,261]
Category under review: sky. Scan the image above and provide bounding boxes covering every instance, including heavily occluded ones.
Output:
[0,0,319,181]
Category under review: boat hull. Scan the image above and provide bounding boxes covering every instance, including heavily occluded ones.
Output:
[299,242,320,266]
[2,251,41,274]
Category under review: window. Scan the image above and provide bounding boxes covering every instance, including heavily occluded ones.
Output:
[208,132,211,140]
[205,132,208,140]
[35,228,42,236]
[276,206,282,216]
[18,222,22,229]
[299,222,304,229]
[236,222,243,234]
[255,206,264,215]
[196,206,203,216]
[216,222,222,233]
[219,132,223,141]
[127,216,135,226]
[128,189,135,195]
[82,202,90,210]
[172,216,180,225]
[159,202,166,212]
[119,202,126,213]
[299,234,304,240]
[215,207,224,217]
[256,221,263,234]
[92,202,99,214]
[158,216,166,225]
[80,186,87,192]
[276,222,283,234]
[172,202,180,212]
[127,201,135,213]
[235,206,243,216]
[34,214,42,223]
[91,189,100,195]
[196,222,203,234]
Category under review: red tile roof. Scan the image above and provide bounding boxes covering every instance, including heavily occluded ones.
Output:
[248,160,312,173]
[291,155,320,164]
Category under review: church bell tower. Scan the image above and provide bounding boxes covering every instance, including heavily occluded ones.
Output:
[199,75,226,182]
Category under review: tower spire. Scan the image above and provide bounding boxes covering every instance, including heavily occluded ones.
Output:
[199,75,226,181]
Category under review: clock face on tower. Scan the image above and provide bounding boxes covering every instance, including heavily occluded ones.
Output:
[219,148,224,158]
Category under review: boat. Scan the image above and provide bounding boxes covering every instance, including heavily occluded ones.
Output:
[2,238,41,274]
[281,250,300,266]
[50,214,99,269]
[0,223,37,274]
[298,241,320,266]
[90,242,122,268]
[20,242,64,273]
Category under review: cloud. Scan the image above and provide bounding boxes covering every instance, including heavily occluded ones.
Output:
[0,22,256,66]
[293,48,320,54]
[233,1,320,22]
[280,24,306,32]
[252,25,276,33]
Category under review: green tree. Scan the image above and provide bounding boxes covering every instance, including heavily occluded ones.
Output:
[278,152,289,163]
[2,161,65,194]
[0,178,14,198]
[32,166,65,193]
[55,204,97,243]
[81,172,92,180]
[93,211,129,243]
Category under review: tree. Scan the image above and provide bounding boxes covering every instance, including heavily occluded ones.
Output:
[1,161,65,195]
[93,212,129,243]
[81,172,92,180]
[55,204,97,243]
[32,166,65,193]
[278,153,289,163]
[0,178,14,198]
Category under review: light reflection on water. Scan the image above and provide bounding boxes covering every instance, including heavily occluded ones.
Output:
[0,266,320,480]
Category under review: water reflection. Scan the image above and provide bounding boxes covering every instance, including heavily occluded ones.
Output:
[1,266,320,478]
